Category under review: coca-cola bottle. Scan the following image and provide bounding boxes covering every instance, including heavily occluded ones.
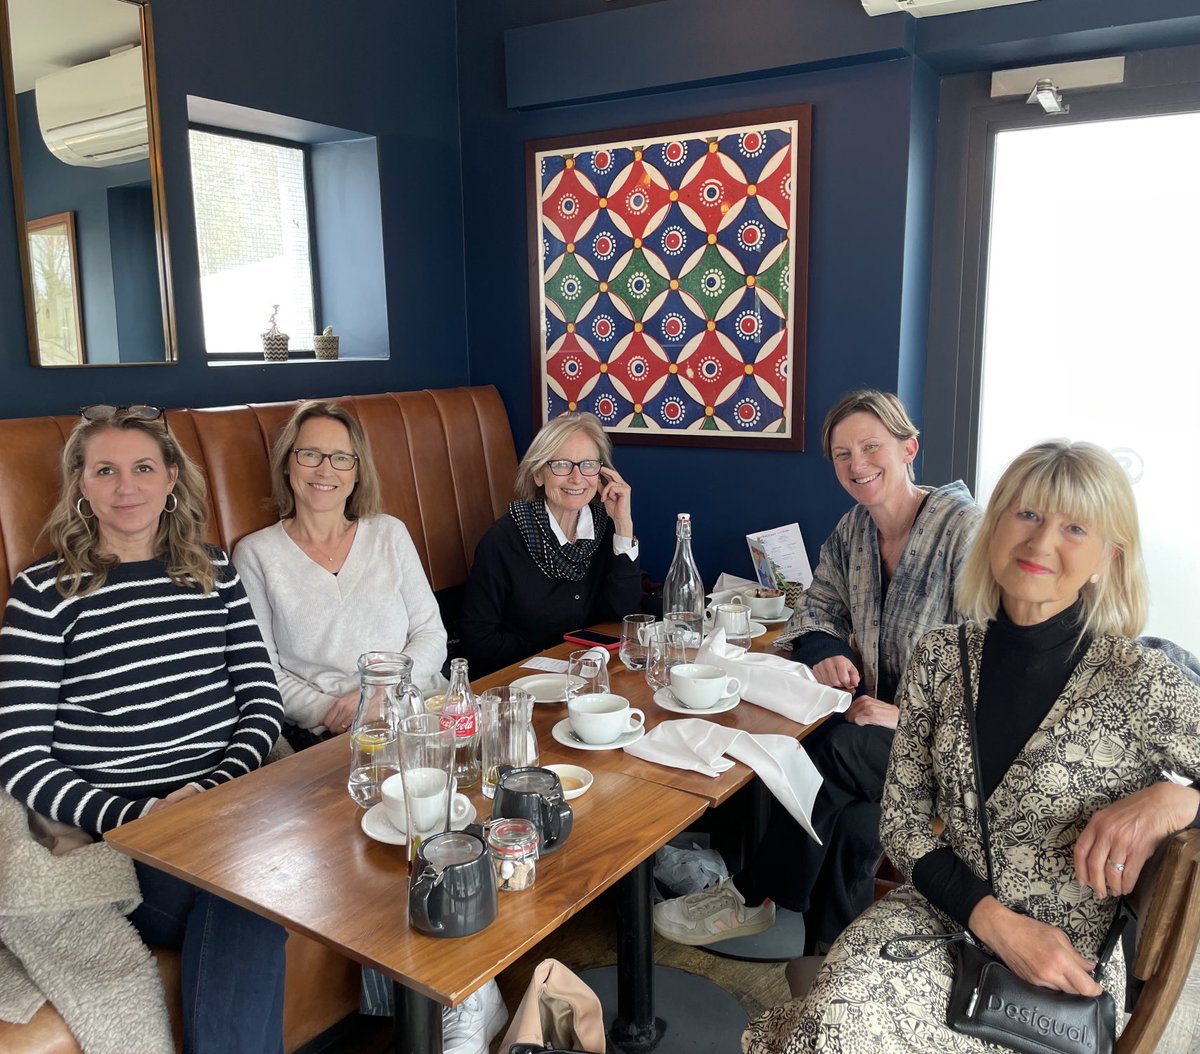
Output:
[438,657,480,790]
[662,512,704,620]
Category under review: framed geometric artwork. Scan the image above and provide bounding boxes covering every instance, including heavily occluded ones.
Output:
[527,105,811,450]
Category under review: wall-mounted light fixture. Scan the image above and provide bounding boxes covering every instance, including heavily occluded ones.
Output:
[1026,78,1068,115]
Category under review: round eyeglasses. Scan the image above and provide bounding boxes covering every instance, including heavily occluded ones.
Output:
[545,459,603,477]
[293,448,359,471]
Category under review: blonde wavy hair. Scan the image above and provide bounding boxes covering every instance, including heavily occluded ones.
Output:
[46,414,215,596]
[514,413,613,503]
[269,400,382,521]
[958,440,1147,639]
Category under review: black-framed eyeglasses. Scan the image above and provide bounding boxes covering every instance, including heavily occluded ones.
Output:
[80,404,164,423]
[545,458,603,477]
[293,447,359,471]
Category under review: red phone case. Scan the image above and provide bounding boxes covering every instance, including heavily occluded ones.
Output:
[563,631,621,652]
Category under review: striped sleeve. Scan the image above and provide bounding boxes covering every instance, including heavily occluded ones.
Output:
[190,552,283,791]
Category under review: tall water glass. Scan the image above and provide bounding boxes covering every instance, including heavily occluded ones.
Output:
[397,714,455,866]
[713,600,752,651]
[644,622,694,693]
[619,614,656,671]
[479,687,538,799]
[566,649,610,700]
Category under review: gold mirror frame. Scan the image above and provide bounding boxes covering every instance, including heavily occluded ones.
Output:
[0,0,176,366]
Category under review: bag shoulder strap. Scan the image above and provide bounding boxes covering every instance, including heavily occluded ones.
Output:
[958,624,996,889]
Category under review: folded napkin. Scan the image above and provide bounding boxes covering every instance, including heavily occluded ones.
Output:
[697,629,851,725]
[707,572,759,607]
[624,718,823,840]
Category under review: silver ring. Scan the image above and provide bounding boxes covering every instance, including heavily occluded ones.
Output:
[1107,860,1126,873]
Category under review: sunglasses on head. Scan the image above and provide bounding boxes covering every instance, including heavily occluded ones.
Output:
[80,404,165,423]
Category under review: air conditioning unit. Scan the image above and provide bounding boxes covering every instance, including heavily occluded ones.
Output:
[35,46,148,168]
[862,0,1037,16]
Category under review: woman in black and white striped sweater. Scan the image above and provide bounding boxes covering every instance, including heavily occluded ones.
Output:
[0,404,287,1054]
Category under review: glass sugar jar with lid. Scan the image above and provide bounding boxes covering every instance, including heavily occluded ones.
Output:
[486,817,540,892]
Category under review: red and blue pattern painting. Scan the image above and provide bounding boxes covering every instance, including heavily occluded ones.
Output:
[532,110,809,446]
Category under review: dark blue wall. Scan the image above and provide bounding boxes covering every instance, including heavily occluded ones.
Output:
[0,0,468,414]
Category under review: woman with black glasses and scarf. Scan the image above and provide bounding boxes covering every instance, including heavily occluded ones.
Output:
[459,412,641,676]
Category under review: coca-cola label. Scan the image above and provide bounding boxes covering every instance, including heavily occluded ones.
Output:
[439,711,476,738]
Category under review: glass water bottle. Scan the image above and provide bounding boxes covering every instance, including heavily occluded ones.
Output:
[347,651,418,807]
[662,512,705,620]
[439,657,481,791]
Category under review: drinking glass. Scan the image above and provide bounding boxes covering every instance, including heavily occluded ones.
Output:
[644,622,694,693]
[566,649,610,700]
[479,686,538,799]
[714,600,752,651]
[619,614,656,671]
[397,713,455,865]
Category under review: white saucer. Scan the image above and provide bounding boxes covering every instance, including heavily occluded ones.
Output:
[544,763,593,800]
[653,685,740,716]
[551,718,646,752]
[360,801,477,846]
[752,606,793,625]
[702,620,768,640]
[510,673,585,704]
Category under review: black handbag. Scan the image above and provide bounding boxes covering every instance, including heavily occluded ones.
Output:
[882,625,1121,1054]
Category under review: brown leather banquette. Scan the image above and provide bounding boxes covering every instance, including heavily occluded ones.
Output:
[0,387,519,1054]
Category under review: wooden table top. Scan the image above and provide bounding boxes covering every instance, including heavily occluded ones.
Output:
[475,621,823,808]
[106,731,707,1006]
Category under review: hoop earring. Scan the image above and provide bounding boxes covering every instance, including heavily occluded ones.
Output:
[163,493,178,514]
[75,497,94,519]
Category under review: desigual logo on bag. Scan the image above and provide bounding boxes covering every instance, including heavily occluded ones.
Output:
[984,994,1091,1044]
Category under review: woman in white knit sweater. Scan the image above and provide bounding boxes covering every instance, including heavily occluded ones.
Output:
[234,400,447,748]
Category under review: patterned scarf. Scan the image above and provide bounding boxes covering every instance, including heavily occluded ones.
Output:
[509,498,608,582]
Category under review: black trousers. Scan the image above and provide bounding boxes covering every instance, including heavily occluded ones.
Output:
[735,716,895,953]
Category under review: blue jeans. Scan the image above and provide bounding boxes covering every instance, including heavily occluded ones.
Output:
[130,861,287,1054]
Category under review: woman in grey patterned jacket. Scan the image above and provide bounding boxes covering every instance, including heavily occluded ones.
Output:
[745,439,1200,1053]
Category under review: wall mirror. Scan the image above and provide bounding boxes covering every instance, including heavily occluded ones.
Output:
[1,0,175,366]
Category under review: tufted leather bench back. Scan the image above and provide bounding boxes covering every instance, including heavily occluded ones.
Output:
[0,386,517,603]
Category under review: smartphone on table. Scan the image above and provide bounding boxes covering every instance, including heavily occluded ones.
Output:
[563,629,621,652]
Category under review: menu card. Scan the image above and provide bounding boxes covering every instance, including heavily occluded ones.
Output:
[746,523,813,589]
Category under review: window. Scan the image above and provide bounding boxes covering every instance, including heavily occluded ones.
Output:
[926,66,1200,653]
[189,129,316,359]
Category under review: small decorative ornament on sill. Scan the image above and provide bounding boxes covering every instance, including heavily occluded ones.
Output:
[313,324,339,360]
[261,305,289,362]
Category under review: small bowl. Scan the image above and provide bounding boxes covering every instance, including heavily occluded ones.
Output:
[544,764,593,800]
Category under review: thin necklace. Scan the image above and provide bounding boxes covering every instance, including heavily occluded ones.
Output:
[293,522,354,565]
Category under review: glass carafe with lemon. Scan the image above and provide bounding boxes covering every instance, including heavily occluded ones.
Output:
[348,651,420,807]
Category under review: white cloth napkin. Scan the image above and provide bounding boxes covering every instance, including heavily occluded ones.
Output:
[707,573,758,607]
[697,628,852,725]
[623,718,824,840]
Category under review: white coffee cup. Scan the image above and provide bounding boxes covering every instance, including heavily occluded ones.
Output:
[380,770,471,835]
[741,587,786,620]
[670,663,742,709]
[566,693,645,745]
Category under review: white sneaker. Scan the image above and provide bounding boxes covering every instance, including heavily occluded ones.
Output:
[652,877,776,946]
[442,978,508,1054]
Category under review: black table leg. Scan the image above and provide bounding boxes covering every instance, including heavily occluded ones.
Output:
[609,856,663,1052]
[394,980,442,1054]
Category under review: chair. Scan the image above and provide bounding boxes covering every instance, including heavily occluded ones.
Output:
[1117,827,1200,1053]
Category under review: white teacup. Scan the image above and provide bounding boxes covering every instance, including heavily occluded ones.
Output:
[380,770,471,835]
[741,587,786,620]
[566,693,645,745]
[670,663,742,709]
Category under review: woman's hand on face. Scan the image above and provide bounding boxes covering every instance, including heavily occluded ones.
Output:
[319,689,360,736]
[845,695,899,729]
[969,897,1103,996]
[811,655,861,691]
[148,784,202,813]
[598,466,634,538]
[1074,782,1200,898]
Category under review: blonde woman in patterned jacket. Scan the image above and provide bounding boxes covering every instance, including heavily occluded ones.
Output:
[744,440,1200,1053]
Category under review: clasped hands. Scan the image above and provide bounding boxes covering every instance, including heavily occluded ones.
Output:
[969,781,1200,996]
[810,655,898,729]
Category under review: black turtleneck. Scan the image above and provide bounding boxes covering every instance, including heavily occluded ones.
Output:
[912,600,1090,926]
